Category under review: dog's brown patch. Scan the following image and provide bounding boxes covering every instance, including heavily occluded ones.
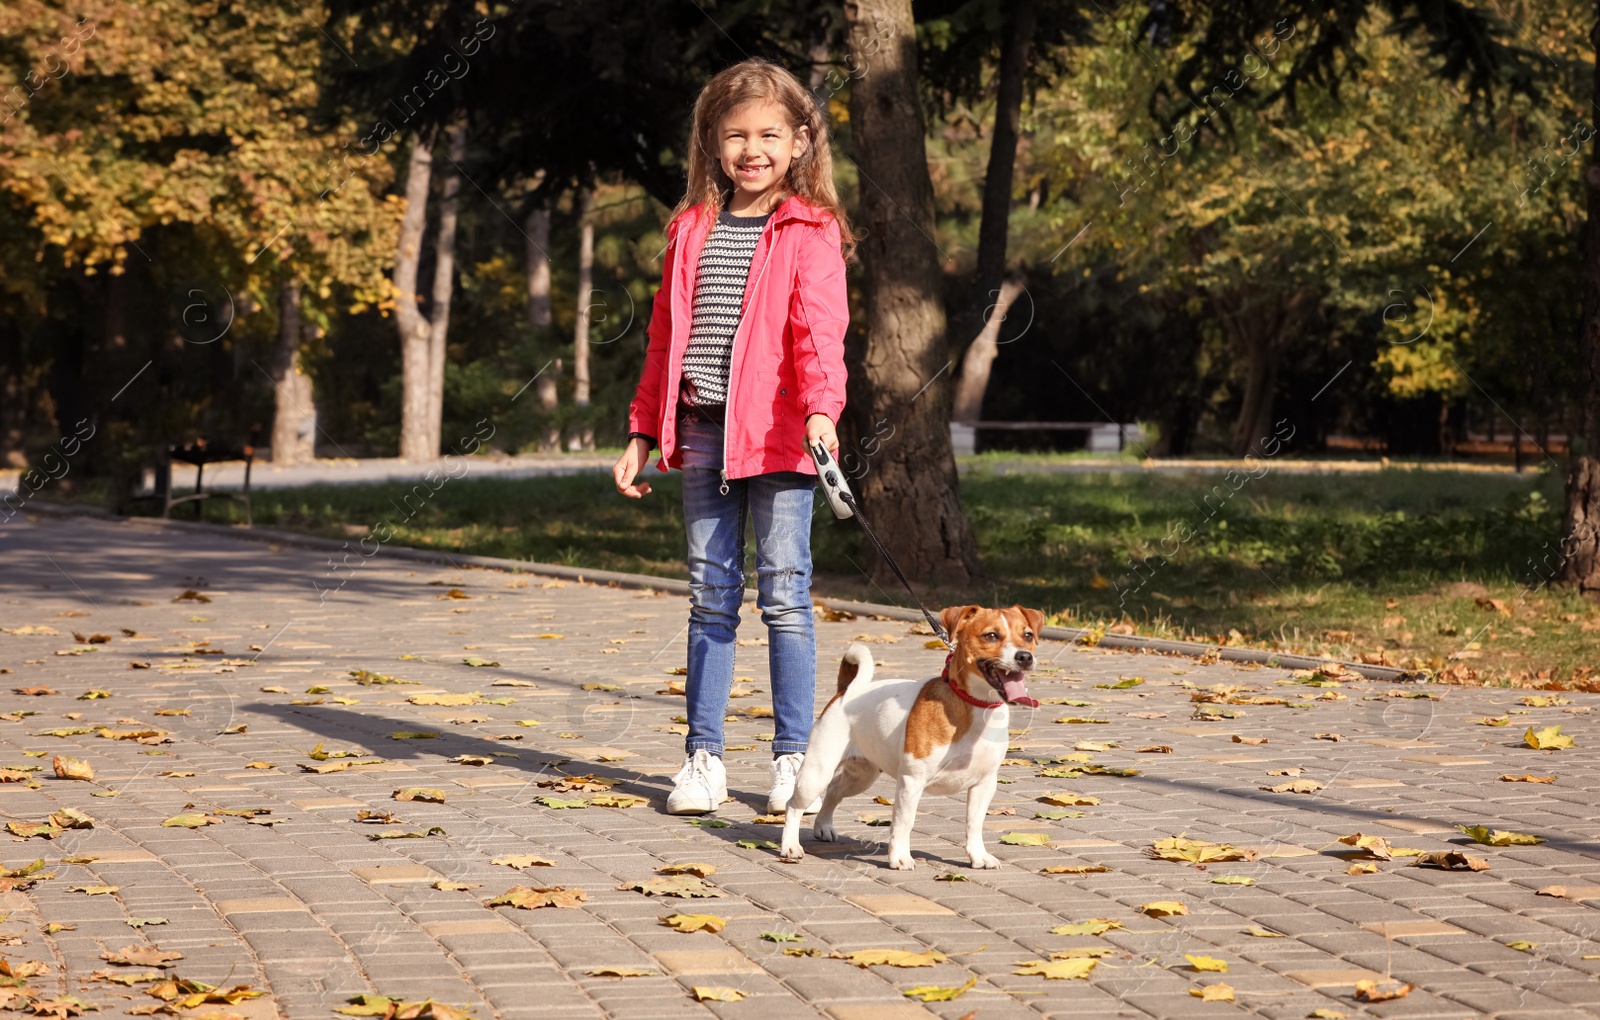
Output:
[837,654,862,696]
[821,648,867,716]
[904,677,973,759]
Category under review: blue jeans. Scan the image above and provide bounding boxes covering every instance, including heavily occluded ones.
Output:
[678,417,816,757]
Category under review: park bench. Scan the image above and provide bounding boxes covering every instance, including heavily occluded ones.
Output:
[949,421,1145,456]
[138,426,259,526]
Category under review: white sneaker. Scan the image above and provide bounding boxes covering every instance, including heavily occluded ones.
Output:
[768,753,821,814]
[667,750,727,815]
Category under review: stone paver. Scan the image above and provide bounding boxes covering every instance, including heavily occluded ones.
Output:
[0,510,1597,1018]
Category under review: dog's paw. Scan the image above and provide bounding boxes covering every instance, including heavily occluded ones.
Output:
[779,841,805,862]
[889,852,917,871]
[813,821,837,842]
[967,850,1001,870]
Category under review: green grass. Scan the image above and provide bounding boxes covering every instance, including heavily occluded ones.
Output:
[115,461,1599,684]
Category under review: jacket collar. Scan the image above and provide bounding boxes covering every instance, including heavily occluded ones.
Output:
[674,194,830,238]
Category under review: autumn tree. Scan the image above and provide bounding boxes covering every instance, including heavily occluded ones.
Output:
[914,0,1090,423]
[0,0,398,471]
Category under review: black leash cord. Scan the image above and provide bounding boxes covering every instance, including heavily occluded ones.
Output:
[838,490,951,650]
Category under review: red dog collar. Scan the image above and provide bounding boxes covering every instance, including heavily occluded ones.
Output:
[941,653,1038,709]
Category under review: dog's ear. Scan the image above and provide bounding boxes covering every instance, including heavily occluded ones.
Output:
[1015,605,1045,639]
[940,605,978,639]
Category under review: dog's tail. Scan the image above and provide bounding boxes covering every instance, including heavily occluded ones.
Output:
[836,642,875,698]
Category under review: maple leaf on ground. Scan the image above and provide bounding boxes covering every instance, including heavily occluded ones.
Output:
[656,863,716,878]
[493,855,555,870]
[1354,979,1413,1002]
[1334,833,1394,860]
[1525,725,1575,750]
[1013,958,1097,979]
[835,948,948,968]
[590,793,647,808]
[336,994,474,1018]
[1050,919,1121,936]
[368,827,445,840]
[691,986,745,1002]
[52,756,93,781]
[486,886,586,909]
[101,947,182,968]
[1140,901,1187,917]
[1049,947,1114,960]
[1189,983,1235,1001]
[1412,851,1491,871]
[1262,779,1323,794]
[1039,791,1098,807]
[902,976,977,1002]
[1148,836,1257,863]
[1458,825,1543,846]
[537,797,589,809]
[617,876,724,898]
[660,914,726,933]
[161,814,216,829]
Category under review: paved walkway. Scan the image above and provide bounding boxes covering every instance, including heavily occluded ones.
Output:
[0,512,1595,1019]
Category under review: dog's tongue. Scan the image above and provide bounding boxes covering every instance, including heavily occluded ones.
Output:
[1000,675,1031,705]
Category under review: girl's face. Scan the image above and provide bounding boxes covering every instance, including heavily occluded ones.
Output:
[716,99,808,212]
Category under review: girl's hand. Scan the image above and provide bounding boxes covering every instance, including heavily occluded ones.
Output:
[805,413,838,454]
[613,437,654,498]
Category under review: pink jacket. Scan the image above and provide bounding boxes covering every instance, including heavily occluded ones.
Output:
[627,194,849,480]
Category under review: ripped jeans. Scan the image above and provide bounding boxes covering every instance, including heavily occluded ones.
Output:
[677,416,816,757]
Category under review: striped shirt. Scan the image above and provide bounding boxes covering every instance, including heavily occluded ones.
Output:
[679,208,773,407]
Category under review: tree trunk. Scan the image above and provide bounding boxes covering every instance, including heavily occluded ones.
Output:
[396,129,436,463]
[808,21,835,98]
[845,0,980,587]
[427,119,466,455]
[568,185,595,451]
[526,203,562,452]
[1232,330,1278,458]
[270,276,315,465]
[1213,287,1303,458]
[950,0,1034,421]
[951,274,1025,423]
[0,322,24,468]
[526,205,552,331]
[1558,14,1600,593]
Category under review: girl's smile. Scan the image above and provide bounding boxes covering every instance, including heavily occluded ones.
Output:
[718,99,808,214]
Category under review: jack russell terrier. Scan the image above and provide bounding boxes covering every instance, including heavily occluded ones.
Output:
[780,604,1043,870]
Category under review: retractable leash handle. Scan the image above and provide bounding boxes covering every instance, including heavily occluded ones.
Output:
[808,440,855,520]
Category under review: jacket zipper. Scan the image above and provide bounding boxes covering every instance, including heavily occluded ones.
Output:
[719,211,780,495]
[660,226,678,449]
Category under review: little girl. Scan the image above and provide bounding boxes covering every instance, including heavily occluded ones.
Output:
[612,58,854,815]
